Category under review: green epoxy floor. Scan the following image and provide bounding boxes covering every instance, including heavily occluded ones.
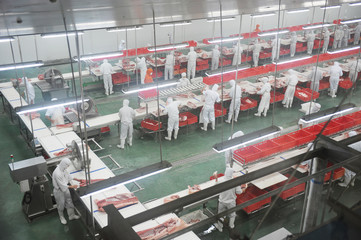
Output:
[1,65,361,239]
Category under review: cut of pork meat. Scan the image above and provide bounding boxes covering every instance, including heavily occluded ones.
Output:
[163,195,180,203]
[137,218,188,240]
[188,184,201,194]
[95,193,139,212]
[74,179,105,187]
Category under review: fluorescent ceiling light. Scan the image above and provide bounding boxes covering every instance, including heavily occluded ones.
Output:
[340,18,361,24]
[273,56,312,65]
[302,23,333,30]
[207,17,235,22]
[41,31,84,38]
[286,8,310,14]
[16,98,89,115]
[299,104,355,124]
[122,82,178,94]
[0,61,44,72]
[159,20,192,27]
[258,29,289,37]
[349,2,361,6]
[320,5,340,10]
[148,43,188,52]
[205,65,249,77]
[208,36,244,44]
[75,51,124,61]
[251,13,276,18]
[327,46,360,54]
[0,37,15,43]
[106,25,143,32]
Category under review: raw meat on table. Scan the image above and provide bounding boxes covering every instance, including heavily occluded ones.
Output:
[54,148,72,157]
[74,178,105,187]
[137,218,188,240]
[187,101,197,109]
[95,193,139,212]
[188,184,201,194]
[56,123,74,129]
[163,195,180,203]
[136,106,146,113]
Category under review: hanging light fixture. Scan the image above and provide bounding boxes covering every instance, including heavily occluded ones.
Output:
[106,25,143,32]
[208,36,244,44]
[41,31,84,38]
[0,60,44,72]
[0,36,15,43]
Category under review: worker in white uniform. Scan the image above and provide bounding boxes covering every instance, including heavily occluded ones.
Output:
[271,36,281,62]
[225,80,242,123]
[211,45,220,70]
[290,32,298,57]
[322,27,330,53]
[308,66,323,93]
[187,47,197,79]
[225,131,244,166]
[232,41,243,66]
[118,40,126,51]
[251,39,262,67]
[329,61,343,98]
[339,131,360,187]
[201,84,220,131]
[45,98,65,127]
[23,77,35,104]
[136,57,147,85]
[163,97,181,141]
[117,99,135,149]
[255,77,271,117]
[177,72,190,87]
[349,60,361,83]
[164,51,175,80]
[215,166,247,232]
[354,23,361,45]
[306,30,315,55]
[52,158,79,225]
[333,26,344,49]
[342,25,350,47]
[100,59,113,95]
[282,70,298,108]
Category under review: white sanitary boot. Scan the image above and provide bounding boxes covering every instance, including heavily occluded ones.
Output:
[117,139,125,149]
[174,129,179,140]
[215,221,223,232]
[212,121,216,130]
[109,86,114,95]
[332,90,337,98]
[229,217,236,229]
[254,112,261,117]
[67,208,80,220]
[58,210,67,225]
[201,123,208,131]
[128,137,132,147]
[165,130,172,141]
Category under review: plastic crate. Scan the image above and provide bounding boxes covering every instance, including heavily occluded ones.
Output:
[303,124,324,136]
[254,140,281,157]
[179,112,198,127]
[318,121,342,136]
[287,130,314,146]
[272,135,297,152]
[138,89,158,99]
[219,58,232,66]
[268,174,305,200]
[196,59,209,66]
[270,91,284,103]
[319,79,330,90]
[339,79,353,89]
[348,111,361,125]
[214,103,227,117]
[100,126,110,133]
[141,119,162,131]
[240,97,258,111]
[332,116,355,130]
[233,146,263,165]
[303,88,320,100]
[236,185,271,214]
[324,162,345,182]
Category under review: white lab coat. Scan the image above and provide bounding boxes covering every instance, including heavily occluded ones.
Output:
[224,131,244,166]
[164,54,175,80]
[290,34,298,57]
[354,24,361,45]
[211,48,221,70]
[232,43,243,66]
[251,43,262,67]
[342,27,350,47]
[256,83,271,114]
[52,159,74,211]
[227,83,242,121]
[282,74,298,108]
[308,68,323,92]
[178,77,190,88]
[271,38,281,61]
[164,101,181,131]
[23,77,35,104]
[306,32,315,54]
[349,61,361,83]
[118,101,135,140]
[322,30,330,53]
[187,50,197,79]
[333,28,344,49]
[202,88,220,124]
[329,64,343,92]
[46,106,65,126]
[136,58,147,84]
[100,61,113,94]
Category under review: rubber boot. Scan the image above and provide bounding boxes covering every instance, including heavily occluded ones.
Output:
[174,129,179,140]
[109,86,114,95]
[117,139,125,149]
[215,221,223,232]
[351,177,356,187]
[58,210,67,225]
[229,216,236,229]
[212,121,216,130]
[165,130,172,141]
[332,90,337,98]
[67,208,80,220]
[105,90,109,96]
[225,114,232,123]
[201,122,208,131]
[263,109,268,117]
[128,137,132,147]
[254,112,261,117]
[234,111,239,122]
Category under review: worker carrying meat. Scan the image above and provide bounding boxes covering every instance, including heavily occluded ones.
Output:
[306,30,316,55]
[100,59,114,95]
[136,57,147,84]
[329,61,343,98]
[232,41,243,66]
[271,36,281,62]
[254,77,271,117]
[45,98,66,127]
[163,97,181,141]
[52,158,80,225]
[251,39,262,67]
[308,66,323,93]
[225,80,242,123]
[339,131,360,187]
[177,72,190,88]
[211,45,220,70]
[290,32,297,57]
[117,99,135,149]
[187,47,197,79]
[332,26,344,49]
[322,27,330,53]
[164,51,175,80]
[215,166,247,232]
[354,23,361,45]
[282,70,298,108]
[200,84,220,131]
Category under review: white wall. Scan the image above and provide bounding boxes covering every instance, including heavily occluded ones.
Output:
[1,3,360,65]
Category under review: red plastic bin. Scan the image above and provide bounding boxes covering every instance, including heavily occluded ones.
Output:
[332,116,355,130]
[233,146,263,165]
[141,119,162,131]
[348,111,361,125]
[138,89,158,99]
[303,124,324,136]
[318,121,342,136]
[179,112,198,127]
[324,162,345,182]
[236,185,271,214]
[268,174,305,200]
[287,130,314,146]
[240,97,258,111]
[339,79,353,89]
[209,173,224,181]
[254,140,281,157]
[214,103,227,117]
[272,135,297,152]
